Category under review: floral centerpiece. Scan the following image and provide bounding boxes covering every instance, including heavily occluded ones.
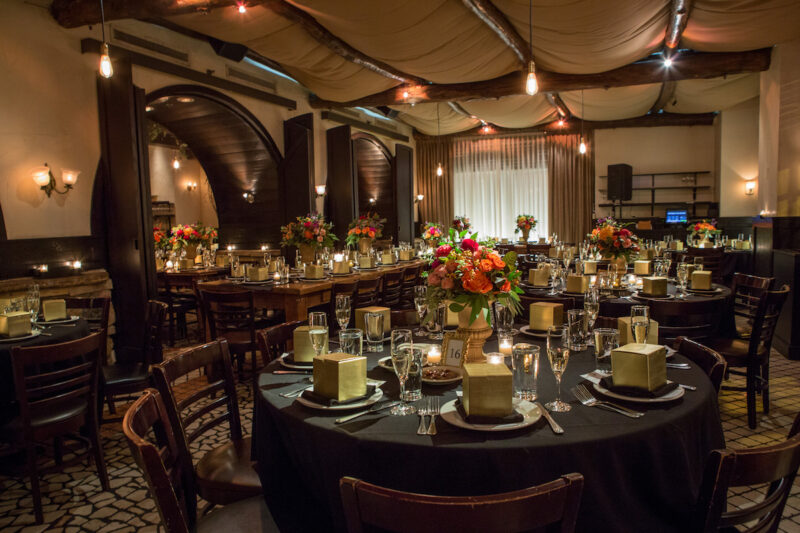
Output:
[153,227,169,252]
[345,213,385,254]
[688,219,721,246]
[514,215,537,242]
[452,215,471,233]
[422,222,444,247]
[167,223,218,261]
[280,213,337,263]
[588,217,640,269]
[426,237,522,362]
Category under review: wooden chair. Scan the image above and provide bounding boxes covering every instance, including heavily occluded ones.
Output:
[340,473,584,533]
[256,320,305,365]
[694,411,800,532]
[380,270,404,308]
[518,295,575,322]
[64,296,110,334]
[685,247,725,284]
[355,276,382,308]
[198,288,262,377]
[151,340,262,508]
[730,273,774,339]
[400,265,422,308]
[123,389,277,533]
[648,298,722,345]
[4,332,110,523]
[390,309,419,327]
[101,300,167,417]
[158,274,199,346]
[672,337,727,393]
[707,285,790,428]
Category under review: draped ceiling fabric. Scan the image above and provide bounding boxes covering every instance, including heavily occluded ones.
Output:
[560,85,663,121]
[666,73,760,114]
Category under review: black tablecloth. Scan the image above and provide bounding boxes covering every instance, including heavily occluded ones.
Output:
[253,335,725,533]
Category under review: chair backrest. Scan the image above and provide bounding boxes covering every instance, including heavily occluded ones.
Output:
[11,331,104,439]
[519,295,575,321]
[151,340,243,468]
[381,271,404,307]
[340,473,584,533]
[730,273,774,324]
[748,285,790,357]
[198,288,257,347]
[390,309,419,327]
[672,336,726,393]
[685,248,725,284]
[65,296,110,333]
[144,300,168,366]
[123,388,195,533]
[256,320,306,365]
[695,411,800,532]
[648,298,722,344]
[401,265,421,288]
[355,276,382,307]
[593,316,618,329]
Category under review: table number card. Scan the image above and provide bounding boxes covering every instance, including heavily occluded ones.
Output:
[442,331,468,367]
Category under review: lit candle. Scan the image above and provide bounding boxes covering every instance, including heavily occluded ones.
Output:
[485,352,505,365]
[72,260,82,270]
[273,271,281,282]
[261,245,267,251]
[427,346,441,366]
[166,260,174,270]
[334,253,344,262]
[498,334,513,356]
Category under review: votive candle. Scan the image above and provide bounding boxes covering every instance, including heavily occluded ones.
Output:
[427,346,442,365]
[485,352,505,365]
[498,334,513,356]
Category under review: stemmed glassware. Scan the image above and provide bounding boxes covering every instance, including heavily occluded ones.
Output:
[308,312,328,356]
[583,288,599,346]
[413,285,428,337]
[693,257,704,271]
[546,325,571,412]
[676,263,690,298]
[335,294,351,330]
[26,284,40,324]
[630,305,650,343]
[390,340,420,416]
[428,303,446,341]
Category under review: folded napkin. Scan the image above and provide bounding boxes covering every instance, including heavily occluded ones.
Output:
[455,399,524,425]
[300,385,376,406]
[599,377,678,399]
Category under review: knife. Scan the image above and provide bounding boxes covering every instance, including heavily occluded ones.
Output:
[272,370,312,375]
[535,402,564,434]
[335,401,400,424]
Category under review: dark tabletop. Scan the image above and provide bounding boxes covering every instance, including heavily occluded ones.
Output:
[253,332,725,533]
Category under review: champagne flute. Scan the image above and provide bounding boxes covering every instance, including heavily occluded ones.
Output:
[546,326,571,412]
[630,305,650,343]
[676,263,689,298]
[27,284,40,323]
[390,346,420,416]
[308,312,328,357]
[335,294,351,330]
[413,285,428,337]
[583,289,599,346]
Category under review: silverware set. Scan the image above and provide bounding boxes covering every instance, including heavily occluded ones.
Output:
[279,384,313,398]
[334,401,400,424]
[536,402,565,434]
[572,384,645,418]
[416,397,440,436]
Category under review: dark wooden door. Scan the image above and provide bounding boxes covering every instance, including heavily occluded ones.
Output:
[282,113,314,222]
[326,125,357,242]
[395,144,414,243]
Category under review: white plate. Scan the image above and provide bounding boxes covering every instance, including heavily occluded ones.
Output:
[440,398,541,432]
[0,329,43,343]
[519,325,551,339]
[353,267,378,271]
[297,276,329,282]
[295,387,384,411]
[633,292,674,300]
[35,315,80,326]
[279,352,313,370]
[592,380,685,403]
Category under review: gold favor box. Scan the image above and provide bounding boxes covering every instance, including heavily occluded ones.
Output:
[642,249,656,260]
[246,265,269,281]
[500,238,509,244]
[359,255,375,269]
[216,254,231,267]
[179,259,195,271]
[668,241,684,251]
[230,263,246,278]
[399,249,415,261]
[293,325,326,362]
[305,264,325,279]
[313,353,367,402]
[617,316,659,345]
[734,240,751,250]
[583,261,598,275]
[565,275,589,294]
[0,311,32,338]
[380,252,395,265]
[634,260,652,276]
[333,261,351,275]
[462,363,513,417]
[530,266,550,287]
[42,299,67,321]
[641,277,668,297]
[611,343,667,391]
[267,259,278,273]
[691,270,712,290]
[530,302,563,331]
[548,247,561,259]
[355,306,391,333]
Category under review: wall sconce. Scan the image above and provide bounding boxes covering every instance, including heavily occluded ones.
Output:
[31,164,79,197]
[415,194,424,203]
[315,184,327,198]
[243,191,255,204]
[744,181,756,196]
[368,198,376,205]
[186,181,198,192]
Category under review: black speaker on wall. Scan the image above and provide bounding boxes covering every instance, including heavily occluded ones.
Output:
[607,164,633,201]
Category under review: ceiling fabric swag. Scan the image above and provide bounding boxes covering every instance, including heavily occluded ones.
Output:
[391,102,479,135]
[547,133,595,245]
[415,136,454,227]
[460,94,557,129]
[560,84,663,121]
[665,73,760,114]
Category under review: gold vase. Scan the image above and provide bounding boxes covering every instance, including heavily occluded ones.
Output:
[605,255,628,287]
[521,228,530,242]
[298,243,316,264]
[456,306,493,364]
[358,238,373,255]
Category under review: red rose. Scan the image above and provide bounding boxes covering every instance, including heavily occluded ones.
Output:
[461,238,479,252]
[435,245,452,258]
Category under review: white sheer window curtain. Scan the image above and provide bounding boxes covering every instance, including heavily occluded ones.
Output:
[453,135,549,240]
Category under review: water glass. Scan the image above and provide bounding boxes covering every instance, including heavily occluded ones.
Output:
[413,285,428,337]
[26,285,40,322]
[390,346,420,416]
[428,303,446,341]
[593,328,618,374]
[364,312,385,352]
[567,309,587,351]
[494,302,513,334]
[338,329,363,356]
[546,325,571,412]
[512,344,540,401]
[676,263,690,298]
[308,312,328,356]
[630,305,650,343]
[335,294,351,329]
[583,289,599,342]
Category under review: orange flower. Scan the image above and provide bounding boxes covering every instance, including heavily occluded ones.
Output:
[369,231,375,238]
[304,230,313,239]
[479,259,493,272]
[462,271,492,294]
[489,253,505,269]
[355,228,361,235]
[500,280,511,292]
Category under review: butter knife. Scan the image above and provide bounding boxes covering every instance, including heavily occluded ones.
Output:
[535,402,564,434]
[335,401,400,424]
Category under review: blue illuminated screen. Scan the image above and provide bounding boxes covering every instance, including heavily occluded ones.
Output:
[665,210,688,223]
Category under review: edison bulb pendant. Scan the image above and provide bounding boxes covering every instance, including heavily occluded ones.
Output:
[99,43,113,79]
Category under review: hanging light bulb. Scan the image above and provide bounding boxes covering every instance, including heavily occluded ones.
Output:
[525,61,538,95]
[436,163,443,177]
[579,89,587,155]
[579,138,587,154]
[434,104,444,177]
[99,42,113,78]
[172,156,181,170]
[238,2,247,13]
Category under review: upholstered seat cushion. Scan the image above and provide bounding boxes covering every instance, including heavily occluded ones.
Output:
[196,437,262,504]
[1,398,87,440]
[198,496,278,533]
[102,363,148,387]
[705,337,767,365]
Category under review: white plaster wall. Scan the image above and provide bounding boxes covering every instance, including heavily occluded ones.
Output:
[149,145,218,227]
[718,97,760,217]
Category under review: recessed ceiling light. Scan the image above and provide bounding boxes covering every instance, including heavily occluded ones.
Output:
[145,106,154,112]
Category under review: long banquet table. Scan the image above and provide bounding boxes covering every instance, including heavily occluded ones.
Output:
[253,333,725,532]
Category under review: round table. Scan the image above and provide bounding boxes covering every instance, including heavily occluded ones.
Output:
[253,335,725,532]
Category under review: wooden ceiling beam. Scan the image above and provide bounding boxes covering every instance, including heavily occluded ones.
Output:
[310,48,771,109]
[461,0,533,67]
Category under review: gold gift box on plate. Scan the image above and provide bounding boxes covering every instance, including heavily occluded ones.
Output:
[611,343,667,391]
[333,261,351,274]
[634,260,652,276]
[246,265,269,281]
[583,261,598,275]
[42,299,67,321]
[641,276,668,297]
[216,254,231,267]
[0,311,32,338]
[669,241,684,251]
[313,353,367,402]
[462,363,513,417]
[691,270,712,290]
[617,316,659,345]
[380,251,395,265]
[359,255,375,269]
[179,258,195,271]
[304,264,325,279]
[293,325,326,362]
[530,302,563,331]
[565,275,589,294]
[354,306,391,333]
[529,266,550,287]
[399,250,415,261]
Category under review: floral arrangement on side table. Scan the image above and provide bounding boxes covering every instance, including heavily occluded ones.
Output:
[281,214,337,263]
[514,215,537,242]
[452,215,471,233]
[588,217,640,264]
[422,222,444,247]
[688,219,721,244]
[345,213,385,254]
[153,227,170,252]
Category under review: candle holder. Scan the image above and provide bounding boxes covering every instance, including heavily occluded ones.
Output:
[484,352,506,365]
[426,346,442,366]
[498,333,514,357]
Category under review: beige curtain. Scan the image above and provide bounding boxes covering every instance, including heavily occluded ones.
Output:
[415,137,454,227]
[547,133,595,244]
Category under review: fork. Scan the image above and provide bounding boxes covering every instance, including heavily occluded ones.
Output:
[426,397,440,435]
[417,397,429,435]
[279,384,313,398]
[572,385,644,418]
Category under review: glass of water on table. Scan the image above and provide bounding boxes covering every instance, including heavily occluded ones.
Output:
[630,305,650,343]
[391,329,421,402]
[308,312,329,356]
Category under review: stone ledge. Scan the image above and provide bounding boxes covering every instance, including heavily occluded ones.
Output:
[0,269,111,296]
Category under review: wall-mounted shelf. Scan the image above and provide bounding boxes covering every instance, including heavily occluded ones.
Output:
[598,170,714,218]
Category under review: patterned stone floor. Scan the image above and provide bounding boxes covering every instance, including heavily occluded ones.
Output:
[2,345,800,532]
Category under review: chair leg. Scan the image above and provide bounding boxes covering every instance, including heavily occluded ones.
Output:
[746,365,758,429]
[106,393,116,415]
[88,421,110,491]
[54,437,63,465]
[761,361,770,414]
[26,443,43,524]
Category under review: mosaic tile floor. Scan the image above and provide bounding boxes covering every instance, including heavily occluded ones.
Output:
[1,347,800,532]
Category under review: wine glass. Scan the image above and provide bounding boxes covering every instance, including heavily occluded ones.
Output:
[583,289,599,345]
[676,263,690,298]
[390,345,420,416]
[308,312,328,357]
[26,285,40,323]
[630,305,650,343]
[546,326,571,412]
[494,302,514,334]
[335,294,351,330]
[413,285,428,337]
